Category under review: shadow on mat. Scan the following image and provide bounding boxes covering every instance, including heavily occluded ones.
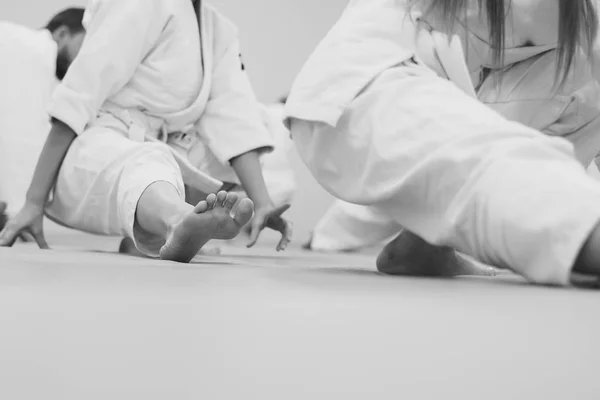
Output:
[80,247,600,291]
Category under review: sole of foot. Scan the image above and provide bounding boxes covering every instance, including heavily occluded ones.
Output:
[159,191,253,263]
[376,230,497,277]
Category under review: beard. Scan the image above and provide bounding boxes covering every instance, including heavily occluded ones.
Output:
[55,50,71,81]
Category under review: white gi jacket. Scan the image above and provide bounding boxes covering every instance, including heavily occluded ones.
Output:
[49,0,274,193]
[284,0,566,129]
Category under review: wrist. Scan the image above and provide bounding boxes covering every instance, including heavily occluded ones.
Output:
[252,198,273,211]
[25,192,47,208]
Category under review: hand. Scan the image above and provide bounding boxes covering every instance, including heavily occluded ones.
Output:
[0,202,35,243]
[247,203,292,251]
[0,201,49,249]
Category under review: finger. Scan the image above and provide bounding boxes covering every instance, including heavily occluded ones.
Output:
[19,232,35,242]
[31,229,50,250]
[246,218,264,248]
[266,216,288,233]
[276,220,294,251]
[0,226,18,247]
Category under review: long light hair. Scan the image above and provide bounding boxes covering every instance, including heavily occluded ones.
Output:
[415,0,598,85]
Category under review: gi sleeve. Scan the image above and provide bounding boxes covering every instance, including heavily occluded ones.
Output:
[196,31,274,165]
[48,0,169,135]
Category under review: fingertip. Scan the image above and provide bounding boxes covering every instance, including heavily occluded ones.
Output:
[0,230,11,244]
[247,234,258,247]
[0,235,16,247]
[276,237,289,251]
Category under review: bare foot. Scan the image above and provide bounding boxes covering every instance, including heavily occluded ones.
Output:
[376,230,497,277]
[159,191,254,263]
[571,221,600,287]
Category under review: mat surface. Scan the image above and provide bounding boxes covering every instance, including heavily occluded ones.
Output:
[0,224,598,399]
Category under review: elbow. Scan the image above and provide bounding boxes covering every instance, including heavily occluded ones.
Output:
[49,118,78,144]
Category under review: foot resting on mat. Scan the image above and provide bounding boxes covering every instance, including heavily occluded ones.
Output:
[159,191,254,263]
[376,230,497,277]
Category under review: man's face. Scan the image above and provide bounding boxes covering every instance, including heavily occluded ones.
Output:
[53,26,85,80]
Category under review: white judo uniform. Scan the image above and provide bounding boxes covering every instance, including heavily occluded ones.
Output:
[45,0,275,256]
[310,47,600,253]
[260,102,296,207]
[285,0,600,285]
[0,23,58,216]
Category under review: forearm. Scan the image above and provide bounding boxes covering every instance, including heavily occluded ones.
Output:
[230,149,272,209]
[25,119,77,205]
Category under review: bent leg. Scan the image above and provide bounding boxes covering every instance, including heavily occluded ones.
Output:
[380,49,600,278]
[291,60,600,285]
[309,51,600,275]
[47,126,252,261]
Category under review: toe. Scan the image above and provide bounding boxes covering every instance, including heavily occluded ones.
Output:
[234,198,254,226]
[194,200,209,213]
[223,192,239,210]
[216,191,228,206]
[206,193,217,208]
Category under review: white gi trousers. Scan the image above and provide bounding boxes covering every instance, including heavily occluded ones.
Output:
[291,59,600,285]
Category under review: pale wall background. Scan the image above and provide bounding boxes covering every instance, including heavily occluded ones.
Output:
[0,0,347,243]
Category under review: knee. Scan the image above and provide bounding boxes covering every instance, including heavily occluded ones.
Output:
[119,143,184,197]
[123,142,180,173]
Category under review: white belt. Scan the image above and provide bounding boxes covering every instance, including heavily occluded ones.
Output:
[104,106,224,194]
